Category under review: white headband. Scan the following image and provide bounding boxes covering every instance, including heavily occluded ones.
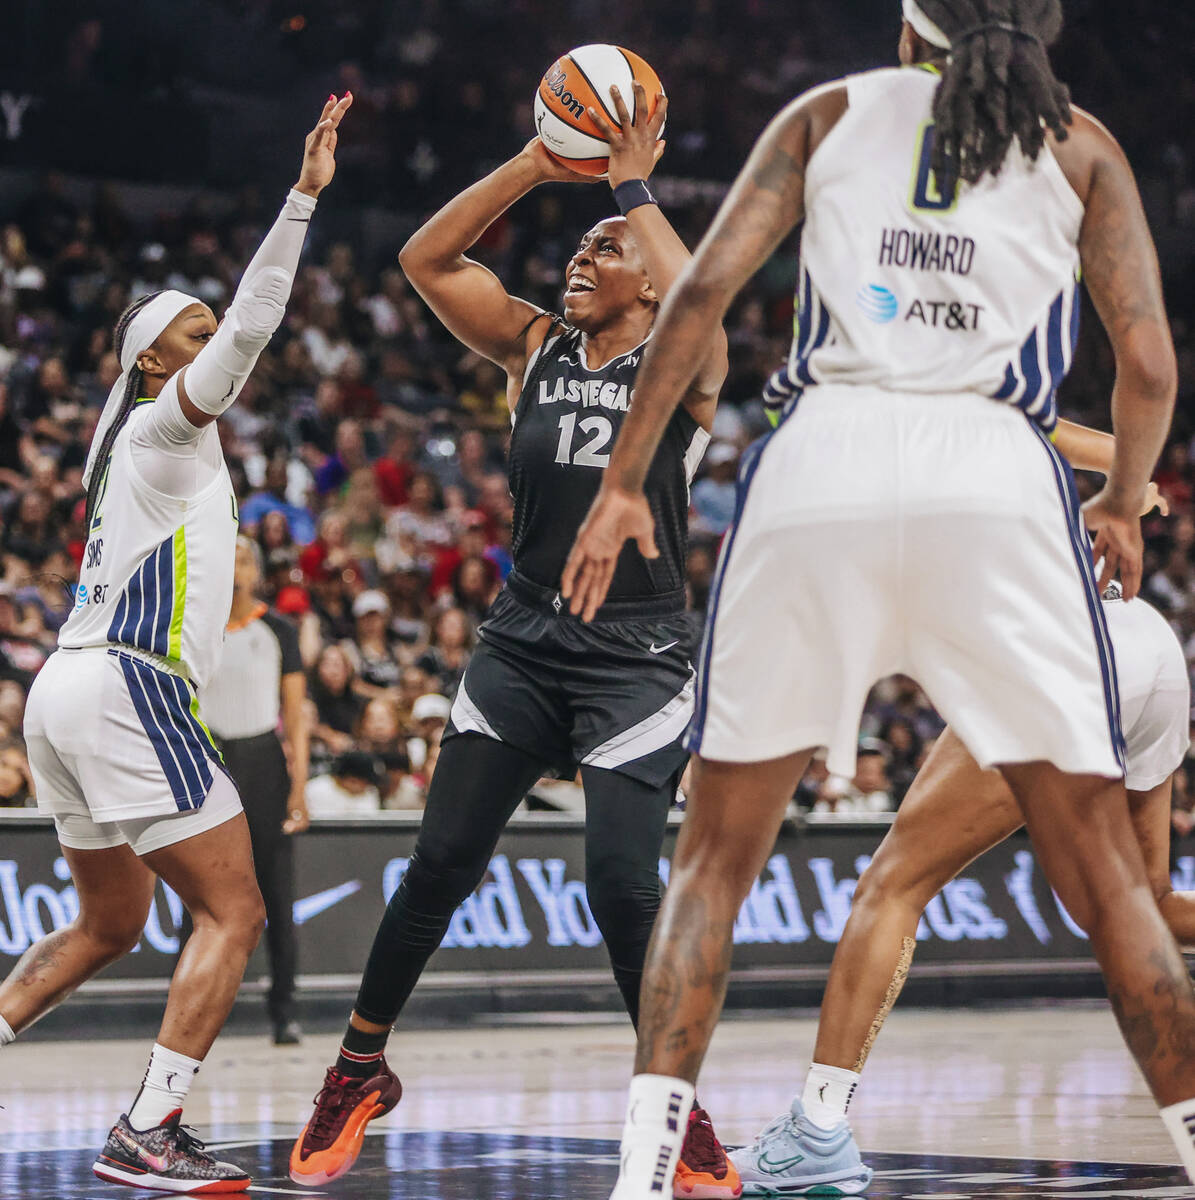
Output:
[84,289,199,489]
[903,0,952,49]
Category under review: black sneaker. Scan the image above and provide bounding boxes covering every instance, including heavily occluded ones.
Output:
[92,1110,251,1193]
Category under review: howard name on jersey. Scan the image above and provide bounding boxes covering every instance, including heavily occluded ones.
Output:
[59,406,239,689]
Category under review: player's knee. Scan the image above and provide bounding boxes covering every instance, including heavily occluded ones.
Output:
[672,835,759,905]
[247,892,268,943]
[401,845,488,911]
[219,890,267,954]
[80,913,147,963]
[853,852,936,915]
[585,858,660,938]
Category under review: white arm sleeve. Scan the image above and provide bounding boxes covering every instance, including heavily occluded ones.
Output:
[181,188,317,421]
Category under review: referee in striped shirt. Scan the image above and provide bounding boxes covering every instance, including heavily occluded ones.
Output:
[200,536,310,1044]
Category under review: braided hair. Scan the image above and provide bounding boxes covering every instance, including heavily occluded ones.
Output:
[915,0,1072,186]
[83,291,164,530]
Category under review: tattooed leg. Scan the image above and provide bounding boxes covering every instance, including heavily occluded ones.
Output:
[0,843,154,1034]
[633,750,812,1081]
[1004,762,1195,1105]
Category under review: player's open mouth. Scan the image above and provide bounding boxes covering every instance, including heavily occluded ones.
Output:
[565,274,596,296]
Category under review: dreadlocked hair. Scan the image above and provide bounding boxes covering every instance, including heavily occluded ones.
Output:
[83,290,164,531]
[917,0,1072,187]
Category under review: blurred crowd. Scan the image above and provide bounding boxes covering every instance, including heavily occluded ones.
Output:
[0,0,1194,823]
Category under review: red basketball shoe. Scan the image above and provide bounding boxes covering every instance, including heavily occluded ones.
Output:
[289,1061,403,1187]
[674,1106,742,1198]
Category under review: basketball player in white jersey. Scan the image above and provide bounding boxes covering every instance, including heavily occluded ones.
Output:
[563,1,1195,1194]
[0,95,351,1193]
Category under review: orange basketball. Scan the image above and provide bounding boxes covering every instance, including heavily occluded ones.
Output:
[534,45,665,178]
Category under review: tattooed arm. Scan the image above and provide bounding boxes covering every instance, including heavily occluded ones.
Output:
[1052,110,1176,597]
[562,82,848,620]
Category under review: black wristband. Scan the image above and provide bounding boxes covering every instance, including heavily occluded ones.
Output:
[612,178,657,216]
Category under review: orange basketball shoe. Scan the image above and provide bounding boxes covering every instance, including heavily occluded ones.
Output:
[674,1106,742,1198]
[289,1062,402,1187]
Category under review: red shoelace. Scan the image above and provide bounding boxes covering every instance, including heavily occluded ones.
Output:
[305,1070,365,1149]
[682,1110,728,1176]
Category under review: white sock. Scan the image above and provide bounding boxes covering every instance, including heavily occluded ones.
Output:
[1160,1098,1195,1183]
[611,1074,697,1199]
[0,1015,14,1046]
[127,1043,202,1131]
[801,1062,860,1131]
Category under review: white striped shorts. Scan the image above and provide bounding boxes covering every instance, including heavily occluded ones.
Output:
[25,646,242,852]
[688,386,1125,780]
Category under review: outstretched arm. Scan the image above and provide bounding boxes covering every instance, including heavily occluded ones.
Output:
[563,83,845,619]
[170,94,353,431]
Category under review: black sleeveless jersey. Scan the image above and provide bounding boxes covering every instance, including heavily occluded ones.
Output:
[508,323,708,604]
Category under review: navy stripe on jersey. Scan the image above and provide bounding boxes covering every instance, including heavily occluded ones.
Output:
[991,281,1080,432]
[111,650,217,810]
[687,400,801,752]
[786,265,834,388]
[108,533,177,659]
[1028,424,1127,772]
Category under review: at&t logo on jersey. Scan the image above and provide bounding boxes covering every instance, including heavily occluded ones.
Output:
[856,284,900,324]
[858,281,985,333]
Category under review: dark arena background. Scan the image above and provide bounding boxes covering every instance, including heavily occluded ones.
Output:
[2,1,1195,1197]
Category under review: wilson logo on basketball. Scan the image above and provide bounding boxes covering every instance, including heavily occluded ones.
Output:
[543,66,584,118]
[533,44,664,177]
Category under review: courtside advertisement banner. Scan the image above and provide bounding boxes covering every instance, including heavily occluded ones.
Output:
[0,819,1170,983]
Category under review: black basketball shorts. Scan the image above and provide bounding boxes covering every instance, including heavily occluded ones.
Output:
[445,572,694,788]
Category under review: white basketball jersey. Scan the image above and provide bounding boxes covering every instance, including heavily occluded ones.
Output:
[786,66,1084,430]
[59,402,239,689]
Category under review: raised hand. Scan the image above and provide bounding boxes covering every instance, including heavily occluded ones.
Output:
[587,80,667,187]
[520,136,602,185]
[296,93,354,198]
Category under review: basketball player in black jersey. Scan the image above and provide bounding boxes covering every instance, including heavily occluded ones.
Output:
[290,84,738,1197]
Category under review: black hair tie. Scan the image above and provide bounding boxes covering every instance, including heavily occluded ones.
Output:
[954,21,1042,45]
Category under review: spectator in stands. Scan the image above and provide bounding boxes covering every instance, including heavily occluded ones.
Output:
[355,697,409,804]
[240,455,317,544]
[314,417,368,495]
[690,441,740,535]
[3,489,59,564]
[880,716,922,805]
[385,469,453,549]
[309,643,364,755]
[0,742,33,806]
[416,605,472,697]
[350,589,403,694]
[305,750,383,818]
[406,692,450,776]
[0,587,49,686]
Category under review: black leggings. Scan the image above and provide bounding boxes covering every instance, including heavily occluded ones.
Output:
[355,733,673,1028]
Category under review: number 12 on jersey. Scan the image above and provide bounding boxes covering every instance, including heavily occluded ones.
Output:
[554,412,612,468]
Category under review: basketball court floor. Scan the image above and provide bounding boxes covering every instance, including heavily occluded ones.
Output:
[2,1003,1192,1198]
